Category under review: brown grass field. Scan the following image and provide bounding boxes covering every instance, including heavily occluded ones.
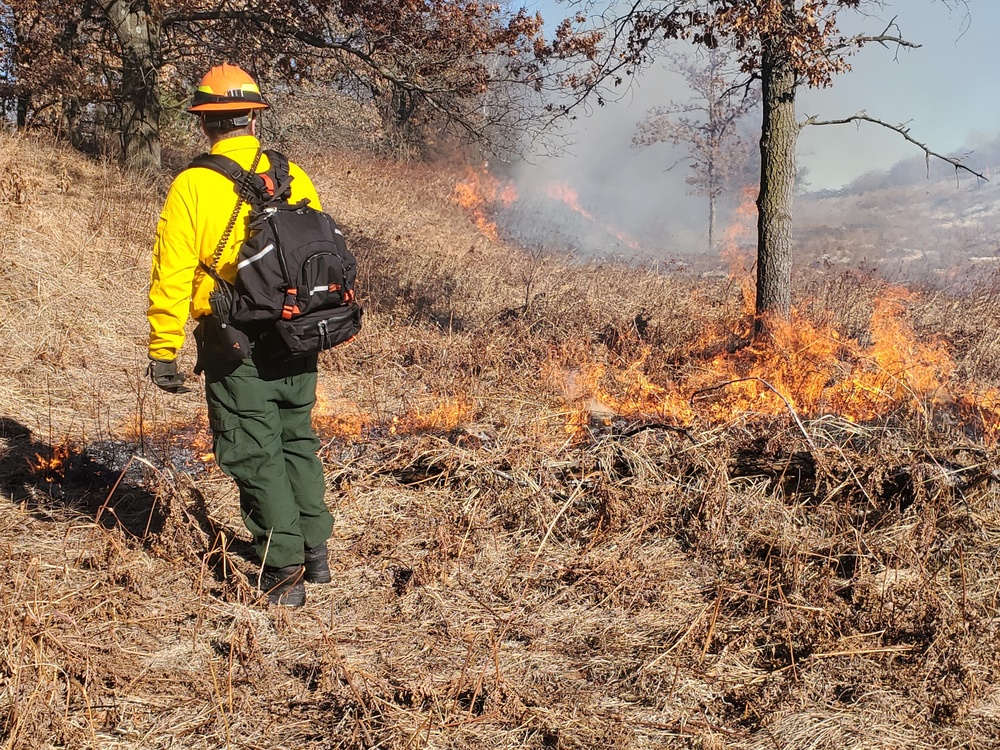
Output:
[2,125,1000,749]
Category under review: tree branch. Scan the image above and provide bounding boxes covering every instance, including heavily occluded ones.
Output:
[828,18,921,62]
[802,112,988,183]
[163,10,393,75]
[163,9,495,142]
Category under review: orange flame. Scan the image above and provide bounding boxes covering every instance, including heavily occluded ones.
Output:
[720,186,758,316]
[546,181,594,221]
[122,412,217,464]
[314,383,369,440]
[545,180,643,251]
[452,166,517,241]
[554,287,990,438]
[313,381,476,439]
[391,397,474,434]
[32,443,71,481]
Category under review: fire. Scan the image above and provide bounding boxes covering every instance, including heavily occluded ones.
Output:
[554,287,991,438]
[453,165,645,251]
[159,413,214,460]
[720,186,758,315]
[452,166,517,241]
[958,388,1000,444]
[546,181,594,221]
[313,380,476,438]
[314,405,367,440]
[32,442,72,482]
[694,294,952,423]
[121,412,217,466]
[391,397,474,434]
[315,395,474,438]
[552,351,693,435]
[545,180,643,251]
[313,381,370,439]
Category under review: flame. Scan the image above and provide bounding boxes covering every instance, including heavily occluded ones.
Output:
[313,381,475,438]
[958,388,1000,444]
[453,167,643,251]
[452,166,517,241]
[554,287,992,438]
[545,180,643,251]
[32,442,72,481]
[391,397,474,434]
[696,294,952,423]
[314,383,369,440]
[162,413,214,460]
[498,182,518,207]
[546,181,595,221]
[720,186,759,316]
[121,412,216,465]
[552,352,693,437]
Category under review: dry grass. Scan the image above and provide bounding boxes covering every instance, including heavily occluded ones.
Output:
[2,130,1000,749]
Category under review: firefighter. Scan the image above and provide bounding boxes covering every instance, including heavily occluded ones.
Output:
[146,63,332,606]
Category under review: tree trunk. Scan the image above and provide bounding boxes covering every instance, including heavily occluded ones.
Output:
[754,33,798,332]
[102,0,161,171]
[708,192,716,253]
[16,94,29,128]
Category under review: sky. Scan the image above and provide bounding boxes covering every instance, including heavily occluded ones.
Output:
[505,1,1000,253]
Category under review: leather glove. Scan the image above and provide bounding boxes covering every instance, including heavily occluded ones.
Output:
[147,358,190,394]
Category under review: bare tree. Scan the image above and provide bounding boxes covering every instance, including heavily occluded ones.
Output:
[554,0,986,333]
[633,49,758,253]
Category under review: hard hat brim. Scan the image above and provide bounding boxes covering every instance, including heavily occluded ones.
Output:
[187,100,270,114]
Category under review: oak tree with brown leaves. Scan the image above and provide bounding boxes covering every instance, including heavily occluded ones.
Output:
[3,0,554,171]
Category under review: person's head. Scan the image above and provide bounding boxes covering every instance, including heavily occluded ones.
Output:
[186,63,269,143]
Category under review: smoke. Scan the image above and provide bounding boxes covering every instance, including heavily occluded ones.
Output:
[501,60,713,259]
[493,1,1000,271]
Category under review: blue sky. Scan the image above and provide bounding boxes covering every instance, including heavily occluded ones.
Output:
[520,1,1000,190]
[501,1,1000,252]
[796,1,1000,187]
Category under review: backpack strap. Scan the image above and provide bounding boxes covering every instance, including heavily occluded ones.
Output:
[187,153,247,183]
[263,150,294,202]
[188,153,271,206]
[187,150,298,205]
[186,148,264,274]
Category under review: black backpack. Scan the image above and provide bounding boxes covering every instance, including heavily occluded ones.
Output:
[189,149,363,359]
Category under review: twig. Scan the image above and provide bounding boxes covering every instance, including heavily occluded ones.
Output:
[257,530,274,594]
[97,453,163,531]
[722,586,826,613]
[644,601,714,668]
[617,421,695,442]
[207,659,233,748]
[802,112,988,183]
[810,644,916,659]
[701,592,723,662]
[528,477,594,577]
[691,377,820,455]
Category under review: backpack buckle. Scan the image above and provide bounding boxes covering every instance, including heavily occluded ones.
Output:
[281,288,300,320]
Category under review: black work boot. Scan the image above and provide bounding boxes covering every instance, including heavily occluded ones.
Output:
[304,542,331,584]
[260,564,306,606]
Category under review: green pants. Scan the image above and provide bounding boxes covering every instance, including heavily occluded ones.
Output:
[203,352,332,569]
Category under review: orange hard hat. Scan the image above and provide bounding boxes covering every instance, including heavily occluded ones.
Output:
[186,63,269,113]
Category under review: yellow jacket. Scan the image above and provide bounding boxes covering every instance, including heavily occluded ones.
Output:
[147,136,322,361]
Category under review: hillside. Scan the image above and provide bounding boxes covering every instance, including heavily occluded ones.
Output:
[795,172,1000,281]
[3,130,1000,749]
